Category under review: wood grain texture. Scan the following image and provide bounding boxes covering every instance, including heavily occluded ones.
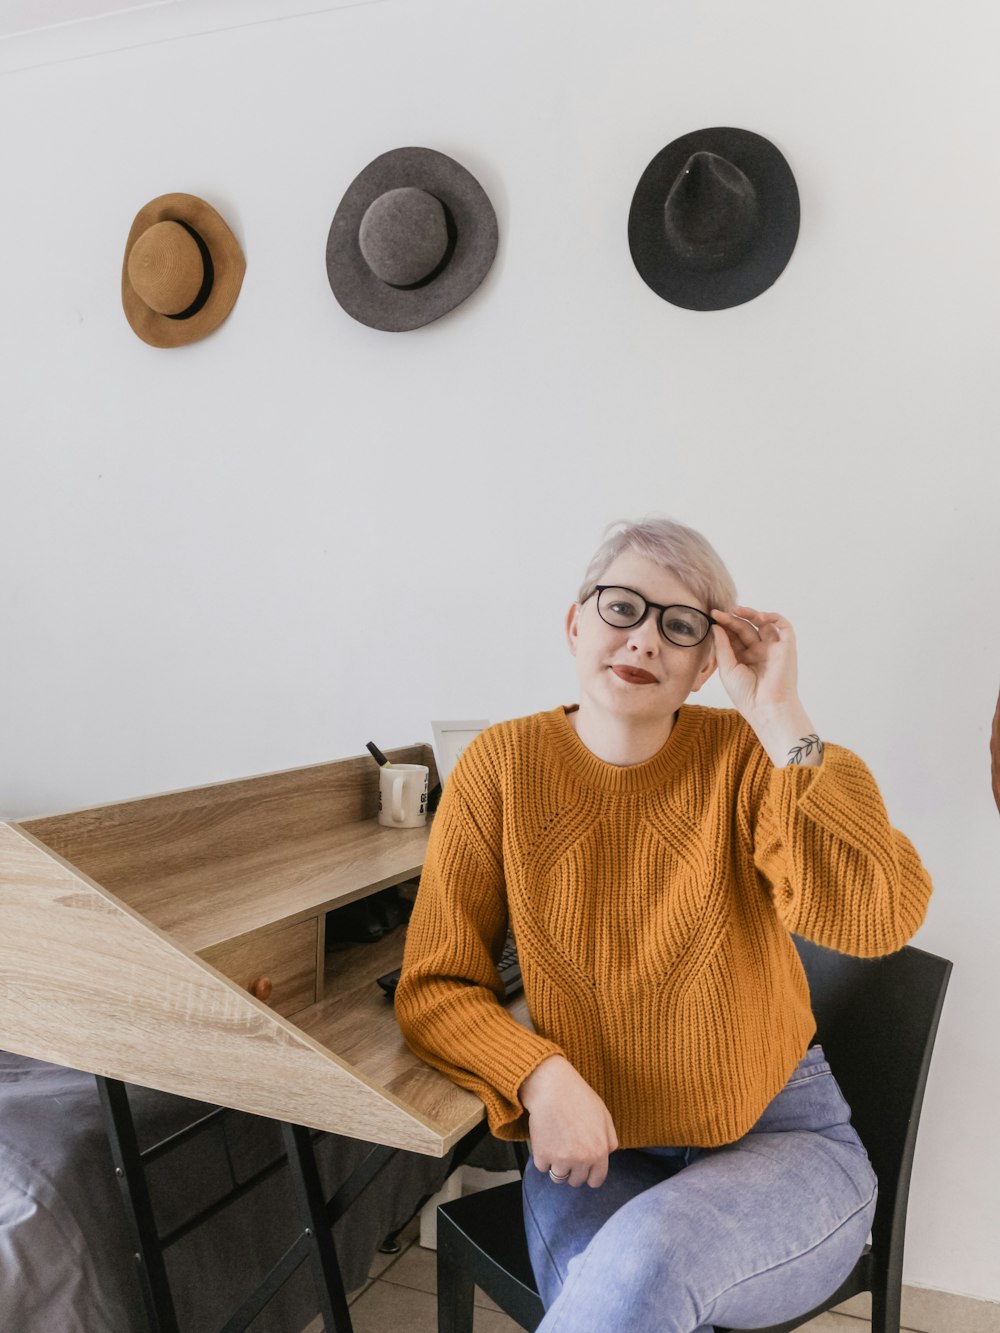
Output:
[199,916,319,1018]
[0,822,459,1154]
[105,820,430,952]
[21,744,437,892]
[0,748,498,1156]
[297,931,533,1152]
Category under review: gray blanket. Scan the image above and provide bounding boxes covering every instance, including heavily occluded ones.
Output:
[0,1051,510,1331]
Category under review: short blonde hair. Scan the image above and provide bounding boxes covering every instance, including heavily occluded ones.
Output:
[578,517,737,613]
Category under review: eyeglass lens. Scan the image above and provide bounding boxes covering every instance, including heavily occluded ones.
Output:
[596,587,711,646]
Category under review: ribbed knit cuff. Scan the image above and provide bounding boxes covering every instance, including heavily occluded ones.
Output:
[764,743,932,955]
[772,744,886,848]
[396,978,566,1137]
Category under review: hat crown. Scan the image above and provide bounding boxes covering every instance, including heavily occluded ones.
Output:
[359,187,449,288]
[664,151,761,271]
[127,220,204,315]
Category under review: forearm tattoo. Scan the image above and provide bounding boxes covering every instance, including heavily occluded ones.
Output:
[787,734,824,765]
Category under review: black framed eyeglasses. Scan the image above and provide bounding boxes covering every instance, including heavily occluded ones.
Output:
[586,585,716,647]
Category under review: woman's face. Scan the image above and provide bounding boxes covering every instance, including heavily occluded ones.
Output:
[565,551,717,726]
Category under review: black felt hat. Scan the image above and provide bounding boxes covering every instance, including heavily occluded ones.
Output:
[628,127,799,312]
[326,147,499,332]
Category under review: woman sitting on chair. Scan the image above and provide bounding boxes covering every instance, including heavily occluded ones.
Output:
[396,517,932,1333]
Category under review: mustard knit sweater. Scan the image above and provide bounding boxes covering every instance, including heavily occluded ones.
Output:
[395,704,933,1148]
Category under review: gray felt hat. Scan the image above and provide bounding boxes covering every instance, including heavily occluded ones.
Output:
[326,147,499,332]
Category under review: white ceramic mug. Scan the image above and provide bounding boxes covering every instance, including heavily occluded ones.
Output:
[377,764,429,828]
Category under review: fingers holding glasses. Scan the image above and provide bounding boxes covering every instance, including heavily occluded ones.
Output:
[710,607,814,761]
[715,607,791,648]
[738,606,792,624]
[713,608,759,639]
[712,609,764,656]
[732,605,790,630]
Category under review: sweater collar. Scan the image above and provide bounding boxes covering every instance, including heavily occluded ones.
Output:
[543,703,702,792]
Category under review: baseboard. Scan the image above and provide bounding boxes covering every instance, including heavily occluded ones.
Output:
[835,1285,1000,1332]
[298,1278,1000,1333]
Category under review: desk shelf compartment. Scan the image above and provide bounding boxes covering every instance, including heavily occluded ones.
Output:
[0,744,490,1157]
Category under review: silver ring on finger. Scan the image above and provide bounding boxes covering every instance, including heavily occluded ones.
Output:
[548,1167,570,1184]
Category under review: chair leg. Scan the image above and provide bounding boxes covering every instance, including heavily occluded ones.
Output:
[436,1216,477,1333]
[870,1275,902,1333]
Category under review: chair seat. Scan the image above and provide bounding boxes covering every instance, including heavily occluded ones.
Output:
[437,1180,544,1331]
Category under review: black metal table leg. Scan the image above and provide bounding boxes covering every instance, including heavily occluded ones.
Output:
[94,1076,492,1333]
[96,1077,180,1333]
[281,1121,355,1332]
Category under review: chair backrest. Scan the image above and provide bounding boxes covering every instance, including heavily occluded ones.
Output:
[793,936,951,1277]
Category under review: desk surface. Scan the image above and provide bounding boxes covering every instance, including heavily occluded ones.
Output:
[0,746,519,1156]
[300,931,532,1143]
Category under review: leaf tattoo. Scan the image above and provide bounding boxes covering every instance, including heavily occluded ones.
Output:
[787,734,824,766]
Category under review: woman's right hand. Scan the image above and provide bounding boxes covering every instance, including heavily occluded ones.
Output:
[519,1055,619,1188]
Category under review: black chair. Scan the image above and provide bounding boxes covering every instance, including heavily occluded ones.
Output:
[436,937,951,1333]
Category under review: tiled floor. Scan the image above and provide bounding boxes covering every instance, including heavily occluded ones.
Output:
[344,1215,521,1331]
[303,1216,924,1332]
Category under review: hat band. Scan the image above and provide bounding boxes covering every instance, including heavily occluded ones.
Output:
[381,198,458,290]
[165,221,215,320]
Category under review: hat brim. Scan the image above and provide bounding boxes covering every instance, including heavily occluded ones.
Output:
[122,193,246,348]
[628,128,799,312]
[327,148,498,332]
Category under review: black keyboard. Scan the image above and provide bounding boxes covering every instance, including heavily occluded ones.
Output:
[377,928,522,1002]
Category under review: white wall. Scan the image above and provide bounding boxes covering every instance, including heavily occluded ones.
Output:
[2,0,998,1304]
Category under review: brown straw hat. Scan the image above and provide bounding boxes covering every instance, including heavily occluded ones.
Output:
[122,193,246,348]
[326,147,498,332]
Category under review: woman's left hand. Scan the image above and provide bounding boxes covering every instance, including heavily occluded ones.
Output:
[711,606,823,768]
[710,606,799,719]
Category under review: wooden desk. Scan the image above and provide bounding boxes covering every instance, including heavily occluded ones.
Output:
[0,745,524,1157]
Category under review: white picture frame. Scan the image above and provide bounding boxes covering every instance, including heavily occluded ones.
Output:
[431,719,489,784]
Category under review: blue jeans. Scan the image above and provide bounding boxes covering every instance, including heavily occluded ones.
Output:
[522,1045,877,1332]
